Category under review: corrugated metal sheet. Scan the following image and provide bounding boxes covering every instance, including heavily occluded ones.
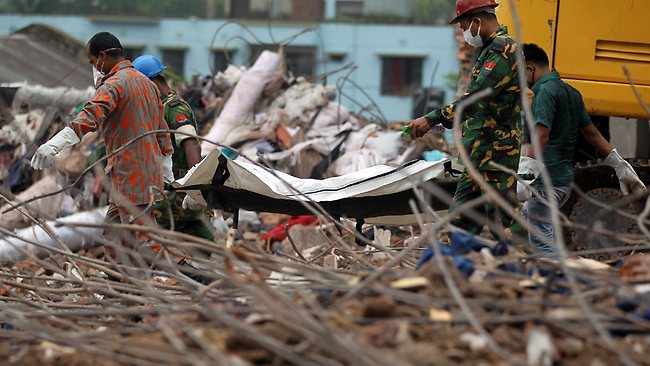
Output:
[0,34,92,89]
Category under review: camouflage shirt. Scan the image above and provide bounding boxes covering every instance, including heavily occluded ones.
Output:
[153,91,203,222]
[425,26,522,173]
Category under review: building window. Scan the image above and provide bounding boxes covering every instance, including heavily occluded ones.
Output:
[212,49,236,73]
[285,46,316,77]
[380,56,423,96]
[250,45,316,77]
[123,47,143,61]
[327,52,346,63]
[161,49,186,76]
[231,0,321,20]
[337,0,363,18]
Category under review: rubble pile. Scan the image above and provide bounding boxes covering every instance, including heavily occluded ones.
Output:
[0,224,648,365]
[0,50,648,365]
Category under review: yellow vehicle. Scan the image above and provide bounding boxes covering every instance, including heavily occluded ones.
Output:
[497,0,650,119]
[496,0,650,257]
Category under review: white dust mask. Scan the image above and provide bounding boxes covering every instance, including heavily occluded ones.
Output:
[463,20,483,48]
[92,65,104,87]
[92,55,106,87]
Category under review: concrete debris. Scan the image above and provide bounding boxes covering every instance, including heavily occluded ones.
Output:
[460,332,488,351]
[0,49,648,366]
[526,326,556,366]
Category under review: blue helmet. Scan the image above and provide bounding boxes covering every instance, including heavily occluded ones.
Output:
[132,55,166,78]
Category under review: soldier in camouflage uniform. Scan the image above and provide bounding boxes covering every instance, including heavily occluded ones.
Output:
[133,55,214,242]
[407,0,523,244]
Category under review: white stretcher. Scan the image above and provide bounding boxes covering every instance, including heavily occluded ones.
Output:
[172,150,458,226]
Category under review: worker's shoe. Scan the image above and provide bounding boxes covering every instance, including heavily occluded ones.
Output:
[178,259,215,285]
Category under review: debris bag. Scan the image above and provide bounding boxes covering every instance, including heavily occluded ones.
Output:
[270,79,335,123]
[0,175,64,229]
[0,207,107,262]
[11,84,95,113]
[330,125,403,176]
[201,51,282,154]
[306,102,357,139]
[0,110,46,145]
[221,108,286,157]
[210,64,245,96]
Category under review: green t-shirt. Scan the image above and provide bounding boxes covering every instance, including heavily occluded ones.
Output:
[530,71,592,188]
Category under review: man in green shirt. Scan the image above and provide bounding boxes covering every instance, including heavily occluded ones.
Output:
[407,0,524,244]
[521,43,646,253]
[133,55,214,243]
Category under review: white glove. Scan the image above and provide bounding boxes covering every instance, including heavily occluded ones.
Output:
[162,154,174,184]
[182,194,207,210]
[31,127,81,170]
[604,149,647,195]
[517,156,545,202]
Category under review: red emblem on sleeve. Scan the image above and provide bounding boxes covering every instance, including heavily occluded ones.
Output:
[484,61,496,71]
[176,114,188,123]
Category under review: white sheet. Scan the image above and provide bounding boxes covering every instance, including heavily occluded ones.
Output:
[174,150,450,208]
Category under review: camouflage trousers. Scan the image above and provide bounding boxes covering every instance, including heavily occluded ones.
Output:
[449,169,526,246]
[156,219,215,259]
[156,219,214,242]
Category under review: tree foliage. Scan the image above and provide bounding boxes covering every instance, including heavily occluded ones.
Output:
[409,0,453,24]
[0,0,227,18]
[1,0,453,23]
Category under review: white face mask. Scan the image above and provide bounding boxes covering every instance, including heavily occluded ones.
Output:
[463,20,483,48]
[92,65,104,87]
[92,55,105,87]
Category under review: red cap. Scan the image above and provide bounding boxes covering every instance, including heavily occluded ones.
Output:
[449,0,499,24]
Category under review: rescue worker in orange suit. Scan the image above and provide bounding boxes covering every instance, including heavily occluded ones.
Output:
[30,32,178,262]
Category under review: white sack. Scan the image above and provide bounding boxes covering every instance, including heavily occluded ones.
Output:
[0,207,107,262]
[0,176,64,229]
[11,83,95,113]
[201,51,281,154]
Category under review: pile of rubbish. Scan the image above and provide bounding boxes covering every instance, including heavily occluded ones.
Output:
[0,50,649,366]
[0,50,449,234]
[0,219,648,365]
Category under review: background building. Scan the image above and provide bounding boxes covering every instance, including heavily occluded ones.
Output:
[0,0,458,121]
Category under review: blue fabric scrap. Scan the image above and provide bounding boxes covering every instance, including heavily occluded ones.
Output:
[416,245,475,277]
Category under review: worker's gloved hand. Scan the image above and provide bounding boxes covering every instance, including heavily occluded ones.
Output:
[30,126,80,170]
[517,156,545,202]
[162,154,174,184]
[405,117,433,138]
[605,149,647,195]
[182,194,206,210]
